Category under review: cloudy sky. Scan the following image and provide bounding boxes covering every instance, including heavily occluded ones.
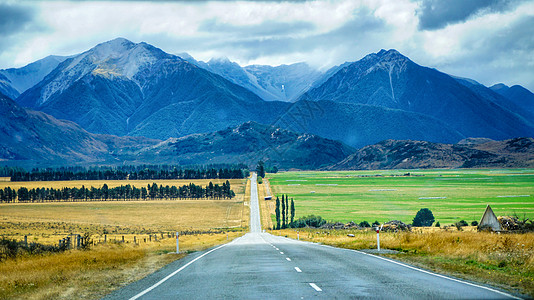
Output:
[1,0,533,90]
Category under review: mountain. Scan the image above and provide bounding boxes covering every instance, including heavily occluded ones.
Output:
[244,63,322,102]
[273,100,464,149]
[328,138,534,170]
[0,92,158,166]
[2,91,347,169]
[299,49,534,140]
[453,78,534,123]
[0,73,19,100]
[0,55,68,98]
[490,83,534,117]
[135,121,354,169]
[181,54,321,102]
[17,38,274,138]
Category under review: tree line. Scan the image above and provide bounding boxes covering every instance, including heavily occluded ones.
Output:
[2,165,249,182]
[0,181,235,203]
[274,194,295,229]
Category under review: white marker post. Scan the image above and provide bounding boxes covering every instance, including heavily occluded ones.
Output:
[176,231,180,253]
[376,224,384,252]
[376,227,380,252]
[298,231,300,241]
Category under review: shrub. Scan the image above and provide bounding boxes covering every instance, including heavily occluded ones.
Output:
[471,220,478,226]
[290,215,326,228]
[372,220,381,227]
[412,208,435,227]
[435,221,441,227]
[359,221,370,228]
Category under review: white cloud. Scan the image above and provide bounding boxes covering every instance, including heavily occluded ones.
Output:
[0,0,532,91]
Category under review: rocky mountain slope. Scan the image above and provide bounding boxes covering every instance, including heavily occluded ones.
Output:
[0,55,67,99]
[273,100,464,149]
[16,38,277,138]
[0,92,158,166]
[328,138,534,170]
[490,83,534,117]
[182,54,321,102]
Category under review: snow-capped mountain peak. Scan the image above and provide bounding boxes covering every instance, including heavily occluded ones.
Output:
[39,38,176,104]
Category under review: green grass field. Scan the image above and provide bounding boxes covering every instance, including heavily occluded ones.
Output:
[268,169,534,225]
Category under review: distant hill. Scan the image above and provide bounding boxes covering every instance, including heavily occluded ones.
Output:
[299,49,534,140]
[0,92,158,166]
[136,121,354,169]
[328,138,534,170]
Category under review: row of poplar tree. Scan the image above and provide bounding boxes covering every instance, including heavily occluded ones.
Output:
[274,194,295,230]
[4,165,248,182]
[0,181,234,203]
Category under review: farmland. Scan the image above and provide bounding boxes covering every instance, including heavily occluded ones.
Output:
[268,169,534,225]
[0,178,248,299]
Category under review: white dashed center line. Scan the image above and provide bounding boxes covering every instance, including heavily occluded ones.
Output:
[286,257,291,261]
[280,252,284,254]
[309,283,322,292]
[295,267,302,273]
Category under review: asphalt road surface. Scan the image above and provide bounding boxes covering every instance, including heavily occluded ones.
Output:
[106,173,521,299]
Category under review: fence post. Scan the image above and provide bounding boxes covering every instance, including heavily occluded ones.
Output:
[149,235,151,242]
[104,235,107,243]
[77,235,81,249]
[24,235,28,247]
[134,236,137,244]
[122,236,124,243]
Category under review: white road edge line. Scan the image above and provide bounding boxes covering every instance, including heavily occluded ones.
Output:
[314,243,521,299]
[309,283,322,292]
[295,267,302,273]
[129,243,227,300]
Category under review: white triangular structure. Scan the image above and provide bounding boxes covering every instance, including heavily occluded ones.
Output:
[478,205,501,231]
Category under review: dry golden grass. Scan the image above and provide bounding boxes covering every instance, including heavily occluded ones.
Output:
[0,178,246,191]
[0,177,250,299]
[275,228,534,297]
[0,200,244,234]
[0,232,243,299]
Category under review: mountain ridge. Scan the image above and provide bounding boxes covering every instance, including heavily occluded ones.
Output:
[328,138,534,170]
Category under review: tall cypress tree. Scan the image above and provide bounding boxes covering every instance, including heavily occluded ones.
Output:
[285,194,289,227]
[281,195,286,229]
[290,198,295,225]
[275,196,281,230]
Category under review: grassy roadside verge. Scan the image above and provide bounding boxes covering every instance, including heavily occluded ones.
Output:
[272,228,533,297]
[0,230,245,299]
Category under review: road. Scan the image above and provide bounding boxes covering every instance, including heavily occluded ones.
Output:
[106,173,520,299]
